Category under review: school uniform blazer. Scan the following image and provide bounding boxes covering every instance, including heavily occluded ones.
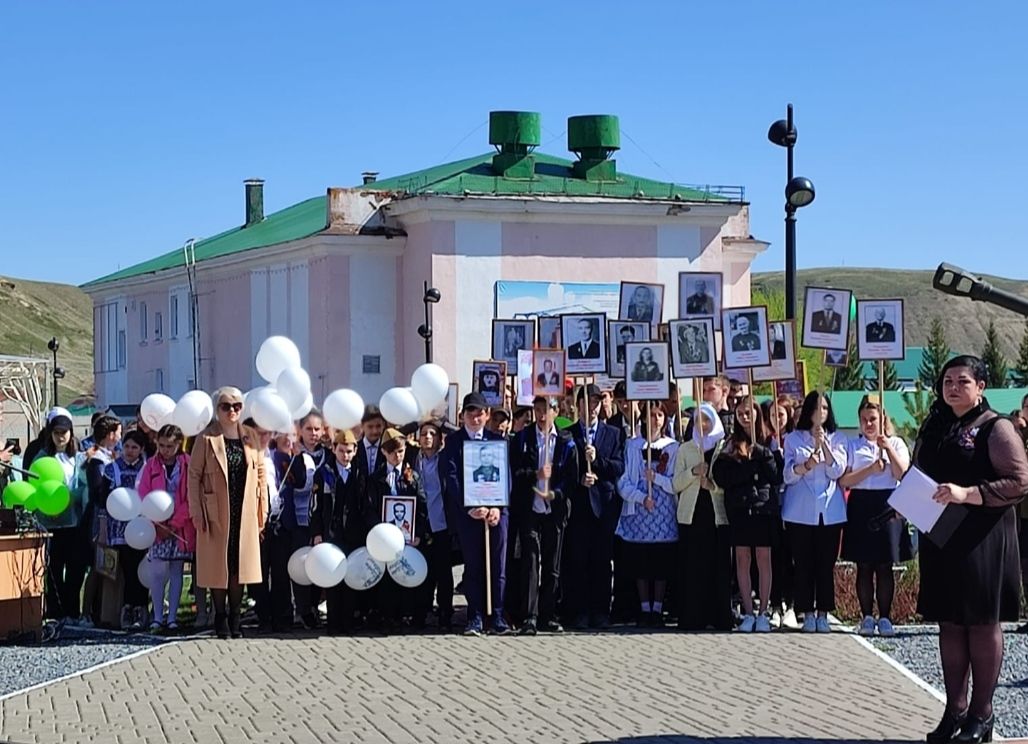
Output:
[510,427,579,526]
[441,428,510,530]
[567,420,625,519]
[310,463,368,551]
[187,427,267,589]
[356,439,387,479]
[368,466,430,545]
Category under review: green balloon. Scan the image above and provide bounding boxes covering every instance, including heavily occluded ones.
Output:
[555,416,573,430]
[2,480,37,509]
[29,456,66,484]
[35,480,71,517]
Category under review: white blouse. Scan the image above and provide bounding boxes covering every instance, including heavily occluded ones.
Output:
[782,429,848,526]
[846,434,909,491]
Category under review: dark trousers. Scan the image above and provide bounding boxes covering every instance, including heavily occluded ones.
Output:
[325,582,358,633]
[505,514,524,624]
[425,529,454,622]
[264,524,298,626]
[520,511,564,623]
[45,525,91,619]
[116,545,148,607]
[788,521,842,613]
[610,537,637,621]
[455,512,507,622]
[770,519,795,609]
[284,523,318,617]
[564,504,618,621]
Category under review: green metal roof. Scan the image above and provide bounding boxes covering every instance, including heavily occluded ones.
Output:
[84,152,738,288]
[825,389,1028,431]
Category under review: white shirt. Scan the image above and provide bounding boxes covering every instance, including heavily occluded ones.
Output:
[362,437,379,471]
[464,426,485,441]
[846,434,908,491]
[264,450,281,518]
[782,429,848,526]
[533,427,557,514]
[387,465,399,495]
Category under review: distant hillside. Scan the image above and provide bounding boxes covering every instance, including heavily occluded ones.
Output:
[753,268,1028,358]
[0,275,93,402]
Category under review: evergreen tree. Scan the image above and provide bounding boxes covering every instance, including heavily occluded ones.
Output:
[1014,320,1028,387]
[898,380,932,444]
[833,334,866,391]
[882,359,901,391]
[918,317,950,387]
[980,320,1009,388]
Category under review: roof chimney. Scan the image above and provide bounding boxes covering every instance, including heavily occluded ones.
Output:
[568,115,620,181]
[244,179,264,227]
[361,171,379,185]
[489,111,541,179]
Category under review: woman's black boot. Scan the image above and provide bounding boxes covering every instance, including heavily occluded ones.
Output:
[214,612,229,640]
[926,709,967,744]
[954,714,993,743]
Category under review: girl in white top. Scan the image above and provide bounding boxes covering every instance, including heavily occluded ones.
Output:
[838,398,910,638]
[782,392,848,633]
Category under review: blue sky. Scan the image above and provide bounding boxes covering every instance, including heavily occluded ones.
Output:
[2,1,1025,286]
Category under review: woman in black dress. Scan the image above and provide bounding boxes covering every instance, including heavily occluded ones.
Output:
[916,356,1028,743]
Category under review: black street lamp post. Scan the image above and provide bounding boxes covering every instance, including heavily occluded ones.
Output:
[768,104,816,320]
[417,283,441,364]
[47,336,64,406]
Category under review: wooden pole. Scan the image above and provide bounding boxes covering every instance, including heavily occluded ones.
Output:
[645,400,653,504]
[746,367,756,444]
[484,519,492,617]
[878,360,886,437]
[772,386,782,449]
[693,377,702,440]
[675,384,685,442]
[583,378,593,474]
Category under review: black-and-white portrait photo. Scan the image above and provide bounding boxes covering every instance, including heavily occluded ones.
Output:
[624,342,669,400]
[721,305,771,369]
[670,318,717,378]
[532,349,566,397]
[492,319,536,367]
[537,316,561,349]
[824,349,849,368]
[802,287,853,351]
[679,272,724,329]
[382,496,417,545]
[608,321,650,378]
[753,320,797,382]
[619,282,664,326]
[561,313,608,374]
[472,360,507,408]
[462,440,510,508]
[856,298,905,361]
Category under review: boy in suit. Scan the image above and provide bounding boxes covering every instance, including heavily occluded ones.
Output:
[414,421,453,631]
[356,405,387,479]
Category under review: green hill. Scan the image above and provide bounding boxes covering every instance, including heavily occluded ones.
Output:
[0,275,94,403]
[753,268,1028,358]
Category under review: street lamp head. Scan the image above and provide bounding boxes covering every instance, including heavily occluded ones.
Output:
[767,119,797,148]
[417,324,432,340]
[54,367,66,380]
[786,176,815,208]
[47,337,59,353]
[424,288,441,304]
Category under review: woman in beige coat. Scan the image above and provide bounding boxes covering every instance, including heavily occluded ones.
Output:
[188,386,266,638]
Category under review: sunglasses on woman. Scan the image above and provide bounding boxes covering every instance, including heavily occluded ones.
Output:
[218,402,243,412]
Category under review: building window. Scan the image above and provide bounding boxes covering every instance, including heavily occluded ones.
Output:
[154,311,163,341]
[117,330,127,369]
[155,369,164,392]
[362,355,381,374]
[169,295,179,338]
[139,301,148,341]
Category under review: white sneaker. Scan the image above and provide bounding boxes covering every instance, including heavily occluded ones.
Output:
[801,613,817,633]
[754,614,772,633]
[738,615,756,632]
[770,611,782,629]
[782,608,801,629]
[858,615,876,636]
[815,615,831,633]
[877,618,895,637]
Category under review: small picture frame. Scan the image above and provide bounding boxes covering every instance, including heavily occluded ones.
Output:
[753,320,797,382]
[560,313,608,375]
[625,341,669,401]
[774,377,807,409]
[802,287,852,351]
[532,349,566,397]
[679,272,724,330]
[669,318,717,378]
[619,282,665,328]
[721,306,772,369]
[608,320,650,378]
[857,299,905,361]
[382,495,417,545]
[537,316,562,350]
[492,319,536,368]
[428,383,460,425]
[472,360,507,408]
[463,439,510,508]
[824,349,849,368]
[516,349,535,406]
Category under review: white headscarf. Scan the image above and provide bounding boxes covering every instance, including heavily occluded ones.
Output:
[692,402,725,453]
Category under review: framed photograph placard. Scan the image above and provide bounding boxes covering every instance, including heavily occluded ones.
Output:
[625,341,669,401]
[382,495,417,545]
[532,349,566,397]
[802,287,852,351]
[537,316,562,350]
[669,318,717,379]
[824,349,849,368]
[857,299,905,361]
[679,271,724,330]
[619,281,665,328]
[492,319,536,368]
[560,313,608,375]
[463,439,510,508]
[721,305,772,369]
[608,320,650,378]
[516,349,534,406]
[472,360,507,408]
[753,320,797,382]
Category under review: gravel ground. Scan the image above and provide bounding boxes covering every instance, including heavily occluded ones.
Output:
[869,624,1028,739]
[0,624,171,698]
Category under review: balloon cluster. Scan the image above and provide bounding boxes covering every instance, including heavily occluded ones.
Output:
[241,337,315,432]
[378,363,450,427]
[105,487,175,550]
[0,457,74,516]
[286,523,428,592]
[139,389,214,437]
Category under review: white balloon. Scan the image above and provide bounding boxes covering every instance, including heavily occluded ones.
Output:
[172,390,214,437]
[124,517,157,550]
[140,393,177,430]
[250,388,294,433]
[304,543,349,588]
[343,547,386,591]
[290,391,315,421]
[106,487,142,522]
[256,336,302,384]
[137,556,159,591]
[287,547,313,586]
[387,545,428,588]
[276,367,312,412]
[140,490,175,522]
[378,387,421,427]
[366,522,405,564]
[322,389,364,431]
[410,363,450,412]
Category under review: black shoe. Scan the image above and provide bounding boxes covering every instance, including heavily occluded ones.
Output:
[636,612,651,627]
[229,610,242,639]
[926,709,967,744]
[214,613,229,640]
[541,620,564,634]
[519,620,538,636]
[571,614,589,631]
[300,612,319,630]
[954,714,993,743]
[589,614,611,630]
[1016,622,1028,634]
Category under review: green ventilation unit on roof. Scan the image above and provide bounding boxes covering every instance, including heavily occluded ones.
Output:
[489,111,541,179]
[568,114,620,182]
